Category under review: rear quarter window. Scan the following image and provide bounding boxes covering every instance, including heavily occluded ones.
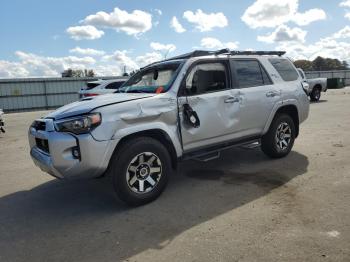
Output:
[269,58,299,81]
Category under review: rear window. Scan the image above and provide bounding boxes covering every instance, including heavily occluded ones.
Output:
[269,58,299,81]
[86,83,100,90]
[105,81,125,89]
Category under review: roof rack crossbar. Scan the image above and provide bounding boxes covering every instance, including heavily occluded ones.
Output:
[228,51,286,56]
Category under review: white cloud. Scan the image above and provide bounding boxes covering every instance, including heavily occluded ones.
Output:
[154,9,162,15]
[183,9,228,32]
[340,0,350,8]
[0,48,173,78]
[333,25,350,38]
[277,26,350,61]
[102,50,138,70]
[135,52,163,67]
[340,1,350,20]
[291,9,327,26]
[242,0,326,28]
[69,47,105,56]
[0,60,30,78]
[82,7,152,36]
[200,37,239,50]
[257,25,307,43]
[66,25,104,40]
[170,16,186,33]
[0,51,96,78]
[150,42,176,53]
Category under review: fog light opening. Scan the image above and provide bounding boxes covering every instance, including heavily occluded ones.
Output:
[72,147,81,160]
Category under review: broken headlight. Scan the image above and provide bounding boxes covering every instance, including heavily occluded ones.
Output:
[54,113,101,134]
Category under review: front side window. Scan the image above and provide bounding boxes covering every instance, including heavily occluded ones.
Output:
[185,62,228,95]
[118,61,183,93]
[269,58,299,81]
[233,60,272,88]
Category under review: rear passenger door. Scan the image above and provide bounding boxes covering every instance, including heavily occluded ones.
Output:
[230,59,280,136]
[268,58,302,102]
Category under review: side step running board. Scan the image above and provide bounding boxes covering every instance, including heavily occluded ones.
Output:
[240,141,261,149]
[193,152,220,162]
[181,137,261,162]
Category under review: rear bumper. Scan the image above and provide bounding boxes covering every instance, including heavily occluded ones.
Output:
[28,119,118,179]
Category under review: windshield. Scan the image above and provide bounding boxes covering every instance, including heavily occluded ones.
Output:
[118,61,183,93]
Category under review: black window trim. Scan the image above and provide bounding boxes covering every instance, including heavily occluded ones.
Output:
[178,58,232,97]
[230,58,274,89]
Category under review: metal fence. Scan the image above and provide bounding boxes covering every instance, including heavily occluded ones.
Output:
[305,70,350,86]
[0,76,123,112]
[1,70,350,112]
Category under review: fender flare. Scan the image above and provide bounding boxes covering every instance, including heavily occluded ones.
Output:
[263,100,300,135]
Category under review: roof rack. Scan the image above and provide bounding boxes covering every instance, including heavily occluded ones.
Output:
[164,49,286,62]
[143,49,286,68]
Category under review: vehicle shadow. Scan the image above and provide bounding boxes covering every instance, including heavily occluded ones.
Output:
[0,147,308,261]
[310,99,327,104]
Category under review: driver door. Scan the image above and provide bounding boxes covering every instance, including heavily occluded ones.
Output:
[178,60,241,152]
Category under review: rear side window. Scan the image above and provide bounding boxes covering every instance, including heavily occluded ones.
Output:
[232,60,272,88]
[105,81,125,89]
[269,58,299,81]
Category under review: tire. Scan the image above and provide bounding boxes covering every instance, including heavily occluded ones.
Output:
[310,87,321,102]
[109,137,171,206]
[261,114,296,159]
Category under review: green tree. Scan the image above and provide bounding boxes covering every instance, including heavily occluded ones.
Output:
[294,60,313,71]
[61,68,96,77]
[342,61,349,69]
[312,56,327,71]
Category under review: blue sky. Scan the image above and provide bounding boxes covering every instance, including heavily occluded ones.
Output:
[0,0,349,77]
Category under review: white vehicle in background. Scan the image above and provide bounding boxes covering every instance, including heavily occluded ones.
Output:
[78,78,128,99]
[297,68,327,102]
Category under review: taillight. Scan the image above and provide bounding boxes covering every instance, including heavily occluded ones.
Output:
[84,93,99,97]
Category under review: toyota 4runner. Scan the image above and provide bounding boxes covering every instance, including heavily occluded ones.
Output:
[28,49,310,206]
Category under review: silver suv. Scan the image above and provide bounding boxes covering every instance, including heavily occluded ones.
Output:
[28,50,310,206]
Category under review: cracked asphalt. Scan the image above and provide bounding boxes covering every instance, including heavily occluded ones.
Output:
[0,88,349,262]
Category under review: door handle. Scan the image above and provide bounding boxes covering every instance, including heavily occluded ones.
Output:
[266,91,280,97]
[224,96,240,103]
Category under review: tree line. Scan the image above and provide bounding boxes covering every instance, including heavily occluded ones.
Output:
[61,68,96,78]
[294,56,349,72]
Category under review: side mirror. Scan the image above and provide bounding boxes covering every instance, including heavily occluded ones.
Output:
[301,81,310,94]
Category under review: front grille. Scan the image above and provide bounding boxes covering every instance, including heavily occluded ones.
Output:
[36,138,49,153]
[32,121,46,131]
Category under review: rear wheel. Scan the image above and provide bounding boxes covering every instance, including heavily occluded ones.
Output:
[310,87,321,101]
[109,137,171,206]
[261,114,296,158]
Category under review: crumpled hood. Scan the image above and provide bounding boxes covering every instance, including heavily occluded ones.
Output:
[46,93,155,120]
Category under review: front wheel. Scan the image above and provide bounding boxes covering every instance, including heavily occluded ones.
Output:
[109,137,171,206]
[310,87,321,102]
[261,114,296,158]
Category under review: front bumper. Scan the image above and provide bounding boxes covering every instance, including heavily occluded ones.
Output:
[28,118,117,179]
